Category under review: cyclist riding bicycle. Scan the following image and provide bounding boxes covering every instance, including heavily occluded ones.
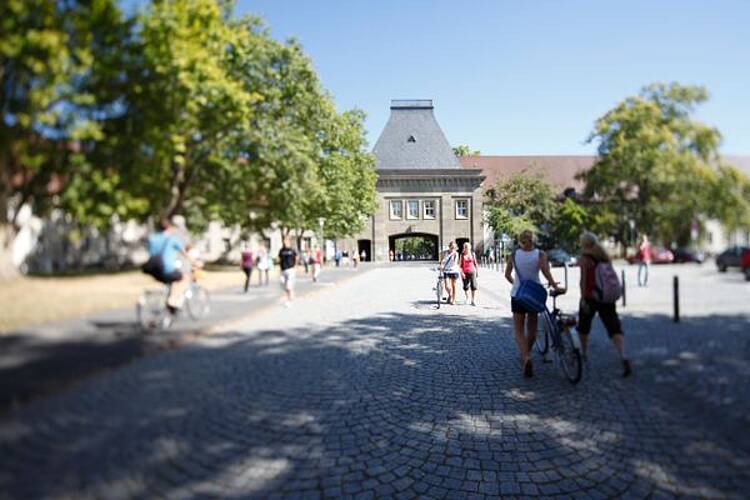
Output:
[144,218,189,315]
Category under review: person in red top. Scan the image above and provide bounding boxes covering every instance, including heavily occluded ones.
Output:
[579,231,631,377]
[240,243,254,293]
[637,234,652,287]
[312,245,323,282]
[459,242,479,306]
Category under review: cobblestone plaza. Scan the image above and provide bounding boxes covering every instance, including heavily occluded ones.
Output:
[1,263,749,498]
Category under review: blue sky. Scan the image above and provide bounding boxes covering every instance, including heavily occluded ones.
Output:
[236,0,750,155]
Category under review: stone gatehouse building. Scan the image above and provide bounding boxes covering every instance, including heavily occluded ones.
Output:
[345,100,485,262]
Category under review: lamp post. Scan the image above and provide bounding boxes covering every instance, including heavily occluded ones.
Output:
[318,217,326,256]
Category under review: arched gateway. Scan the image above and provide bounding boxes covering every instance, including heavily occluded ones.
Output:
[342,99,485,262]
[389,232,439,261]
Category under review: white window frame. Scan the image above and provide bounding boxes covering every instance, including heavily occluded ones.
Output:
[389,200,403,220]
[406,200,419,220]
[455,199,469,219]
[423,200,436,220]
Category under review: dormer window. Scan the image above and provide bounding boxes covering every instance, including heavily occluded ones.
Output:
[407,135,416,143]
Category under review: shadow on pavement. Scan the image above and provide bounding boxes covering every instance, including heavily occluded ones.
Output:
[1,310,749,498]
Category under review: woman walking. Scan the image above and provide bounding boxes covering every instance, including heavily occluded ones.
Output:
[256,245,272,286]
[240,244,254,292]
[441,241,461,304]
[578,231,632,377]
[505,230,561,377]
[459,242,479,306]
[637,234,652,287]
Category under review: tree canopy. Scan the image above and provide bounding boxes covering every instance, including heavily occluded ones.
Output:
[579,82,750,247]
[453,144,480,157]
[0,0,377,276]
[485,169,589,252]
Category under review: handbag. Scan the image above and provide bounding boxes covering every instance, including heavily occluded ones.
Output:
[513,250,548,313]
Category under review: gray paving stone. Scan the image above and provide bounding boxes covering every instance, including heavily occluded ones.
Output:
[1,265,749,499]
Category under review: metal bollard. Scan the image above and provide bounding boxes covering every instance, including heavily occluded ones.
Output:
[564,263,569,290]
[621,269,626,307]
[673,275,680,323]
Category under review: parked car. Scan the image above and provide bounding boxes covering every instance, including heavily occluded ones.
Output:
[546,249,577,267]
[626,246,674,264]
[741,248,750,281]
[672,248,706,264]
[716,246,749,272]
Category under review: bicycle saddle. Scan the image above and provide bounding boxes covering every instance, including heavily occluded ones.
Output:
[549,288,567,297]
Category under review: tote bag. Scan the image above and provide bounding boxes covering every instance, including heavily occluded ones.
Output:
[513,250,548,313]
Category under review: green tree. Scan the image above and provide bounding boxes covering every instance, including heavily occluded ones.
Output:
[485,169,557,241]
[453,144,480,156]
[548,197,589,253]
[579,82,744,248]
[0,0,123,277]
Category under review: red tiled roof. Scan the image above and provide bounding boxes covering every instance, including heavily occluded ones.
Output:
[458,155,595,191]
[459,154,750,191]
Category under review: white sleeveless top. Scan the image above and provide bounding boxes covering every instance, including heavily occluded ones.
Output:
[511,248,541,297]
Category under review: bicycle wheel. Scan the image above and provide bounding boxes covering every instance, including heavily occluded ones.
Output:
[536,311,552,355]
[137,289,168,332]
[186,284,210,320]
[556,328,582,384]
[435,279,442,309]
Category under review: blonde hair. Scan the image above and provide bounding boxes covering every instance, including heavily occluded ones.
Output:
[580,231,609,262]
[462,242,471,253]
[518,230,535,244]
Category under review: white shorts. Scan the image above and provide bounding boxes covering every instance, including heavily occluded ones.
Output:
[280,268,296,291]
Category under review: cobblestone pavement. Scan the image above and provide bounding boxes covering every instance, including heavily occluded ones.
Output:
[1,264,749,499]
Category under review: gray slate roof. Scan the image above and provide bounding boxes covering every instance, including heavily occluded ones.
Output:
[373,100,461,170]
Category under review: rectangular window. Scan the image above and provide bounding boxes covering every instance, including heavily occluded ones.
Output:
[389,200,402,220]
[406,200,419,219]
[455,199,468,219]
[423,200,435,219]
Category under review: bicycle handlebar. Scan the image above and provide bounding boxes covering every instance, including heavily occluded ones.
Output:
[549,287,567,297]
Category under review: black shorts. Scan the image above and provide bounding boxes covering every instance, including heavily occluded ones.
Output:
[462,272,477,291]
[444,272,459,280]
[578,298,622,337]
[511,297,537,315]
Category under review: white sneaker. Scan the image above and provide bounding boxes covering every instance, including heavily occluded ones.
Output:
[471,301,476,307]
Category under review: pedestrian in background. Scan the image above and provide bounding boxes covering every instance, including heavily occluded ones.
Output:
[578,231,632,377]
[459,242,479,306]
[441,241,460,305]
[240,243,254,293]
[312,245,323,282]
[278,237,297,307]
[638,234,652,287]
[256,245,271,286]
[505,230,561,378]
[334,249,342,267]
[353,249,360,269]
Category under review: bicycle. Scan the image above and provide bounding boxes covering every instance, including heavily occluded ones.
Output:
[433,267,445,309]
[136,276,210,332]
[534,288,583,384]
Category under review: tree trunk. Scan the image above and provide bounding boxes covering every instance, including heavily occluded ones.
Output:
[163,161,187,218]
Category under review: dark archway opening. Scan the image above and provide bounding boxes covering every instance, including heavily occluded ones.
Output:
[456,237,470,252]
[357,239,372,262]
[389,233,439,261]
